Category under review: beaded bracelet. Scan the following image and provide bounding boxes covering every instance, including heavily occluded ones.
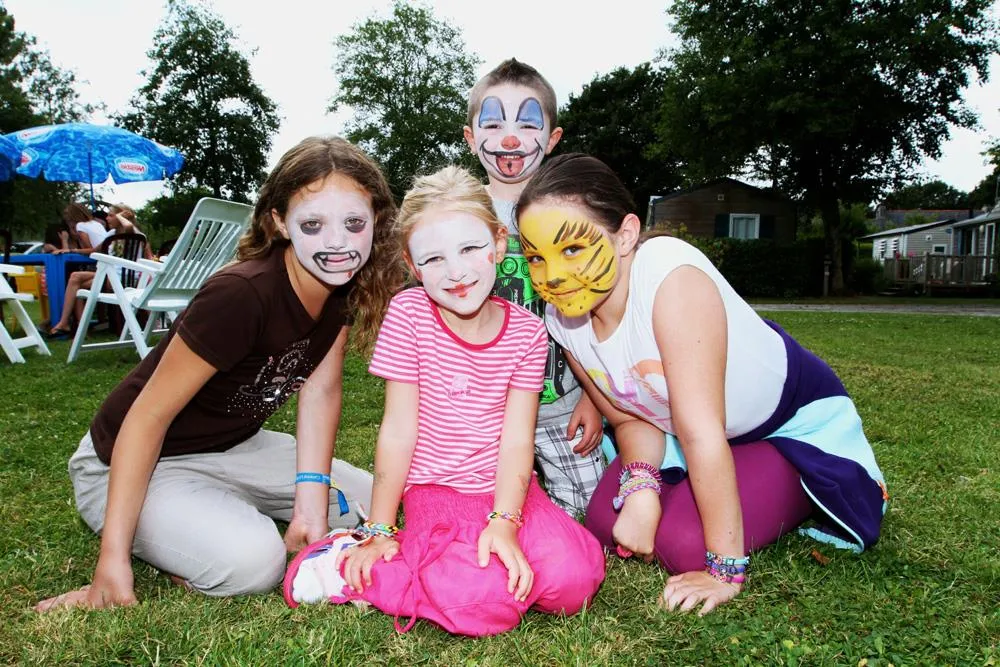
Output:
[487,510,524,528]
[705,551,749,584]
[612,462,663,511]
[353,521,399,539]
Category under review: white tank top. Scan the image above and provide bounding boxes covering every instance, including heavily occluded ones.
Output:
[546,236,787,437]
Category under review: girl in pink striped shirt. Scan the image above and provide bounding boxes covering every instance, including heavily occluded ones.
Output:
[284,166,605,636]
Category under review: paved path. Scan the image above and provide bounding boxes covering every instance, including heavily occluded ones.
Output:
[752,303,1000,317]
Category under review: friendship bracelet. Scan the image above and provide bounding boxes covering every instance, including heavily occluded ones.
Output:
[295,472,331,485]
[612,462,663,511]
[487,510,524,528]
[353,521,399,539]
[705,551,749,584]
[620,461,662,481]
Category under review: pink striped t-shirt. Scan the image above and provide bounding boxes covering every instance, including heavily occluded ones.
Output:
[368,287,547,494]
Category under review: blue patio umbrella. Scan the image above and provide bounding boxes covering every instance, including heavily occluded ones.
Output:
[5,122,185,209]
[0,135,20,181]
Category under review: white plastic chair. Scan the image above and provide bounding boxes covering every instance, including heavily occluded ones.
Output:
[67,198,252,362]
[0,263,52,363]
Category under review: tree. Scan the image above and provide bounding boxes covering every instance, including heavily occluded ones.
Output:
[558,63,683,223]
[331,0,481,198]
[968,143,1000,211]
[658,0,999,293]
[882,180,969,210]
[135,185,214,251]
[1,7,93,238]
[118,0,279,202]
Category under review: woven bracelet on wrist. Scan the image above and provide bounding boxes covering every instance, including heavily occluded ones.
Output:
[705,551,749,584]
[354,521,399,539]
[487,510,524,528]
[612,462,663,511]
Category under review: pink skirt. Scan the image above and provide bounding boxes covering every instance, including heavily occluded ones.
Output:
[346,478,606,636]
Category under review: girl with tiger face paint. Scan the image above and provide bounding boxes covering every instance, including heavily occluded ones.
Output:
[516,153,886,618]
[519,207,622,317]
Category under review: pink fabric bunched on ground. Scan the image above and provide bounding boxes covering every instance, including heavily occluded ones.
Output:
[342,479,605,636]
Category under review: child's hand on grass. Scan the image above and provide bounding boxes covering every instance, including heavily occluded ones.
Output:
[477,520,533,602]
[659,570,742,616]
[34,556,136,613]
[342,536,399,593]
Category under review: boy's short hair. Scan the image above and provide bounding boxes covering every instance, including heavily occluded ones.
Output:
[466,58,558,129]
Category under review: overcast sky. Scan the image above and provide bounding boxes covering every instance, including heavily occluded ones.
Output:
[6,0,1000,209]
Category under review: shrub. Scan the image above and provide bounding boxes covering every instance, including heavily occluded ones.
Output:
[848,256,883,294]
[681,236,826,298]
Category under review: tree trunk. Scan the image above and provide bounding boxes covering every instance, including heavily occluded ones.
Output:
[821,199,845,295]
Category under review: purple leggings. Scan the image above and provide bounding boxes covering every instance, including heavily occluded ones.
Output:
[586,440,813,573]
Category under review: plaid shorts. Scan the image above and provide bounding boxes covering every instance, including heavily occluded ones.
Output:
[534,420,607,517]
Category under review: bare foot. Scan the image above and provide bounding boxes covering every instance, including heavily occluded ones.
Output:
[168,575,196,592]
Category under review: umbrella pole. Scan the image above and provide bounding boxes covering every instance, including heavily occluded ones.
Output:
[88,152,95,211]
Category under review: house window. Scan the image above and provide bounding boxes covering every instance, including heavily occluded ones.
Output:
[729,214,760,239]
[932,244,947,254]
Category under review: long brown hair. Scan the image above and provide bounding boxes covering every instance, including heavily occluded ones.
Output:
[238,136,403,355]
[515,153,636,235]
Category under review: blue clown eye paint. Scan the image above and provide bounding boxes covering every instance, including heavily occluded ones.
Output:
[516,98,544,129]
[478,96,505,126]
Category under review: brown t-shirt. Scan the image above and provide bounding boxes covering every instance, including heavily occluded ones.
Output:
[90,243,351,464]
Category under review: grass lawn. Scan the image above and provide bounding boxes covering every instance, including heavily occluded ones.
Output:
[1,311,998,665]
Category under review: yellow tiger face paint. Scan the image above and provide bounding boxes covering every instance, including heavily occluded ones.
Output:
[519,207,618,316]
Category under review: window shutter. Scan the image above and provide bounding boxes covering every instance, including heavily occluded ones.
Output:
[759,215,775,239]
[714,214,729,237]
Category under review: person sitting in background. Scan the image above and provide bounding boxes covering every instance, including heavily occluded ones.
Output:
[44,203,111,256]
[47,204,151,337]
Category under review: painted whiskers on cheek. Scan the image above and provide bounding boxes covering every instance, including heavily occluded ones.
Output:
[521,215,618,316]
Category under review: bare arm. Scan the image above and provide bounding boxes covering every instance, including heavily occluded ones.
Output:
[341,378,418,592]
[653,265,742,560]
[368,380,420,525]
[492,387,539,514]
[478,386,540,601]
[284,326,349,551]
[654,265,744,615]
[564,351,666,469]
[36,335,217,611]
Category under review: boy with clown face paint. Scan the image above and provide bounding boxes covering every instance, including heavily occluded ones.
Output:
[463,59,607,516]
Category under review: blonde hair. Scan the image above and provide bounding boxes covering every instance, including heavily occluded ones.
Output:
[110,203,136,224]
[397,166,503,260]
[238,136,402,355]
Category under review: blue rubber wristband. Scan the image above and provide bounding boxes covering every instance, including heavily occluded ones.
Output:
[295,472,331,485]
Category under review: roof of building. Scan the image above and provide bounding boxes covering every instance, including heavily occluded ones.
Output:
[652,177,791,204]
[859,218,957,240]
[951,204,1000,229]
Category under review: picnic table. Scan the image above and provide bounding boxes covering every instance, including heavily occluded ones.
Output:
[6,252,96,329]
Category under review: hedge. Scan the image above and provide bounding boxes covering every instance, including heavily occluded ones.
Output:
[681,237,827,298]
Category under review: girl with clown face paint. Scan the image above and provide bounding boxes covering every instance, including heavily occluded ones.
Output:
[283,166,605,637]
[515,154,886,616]
[37,137,401,613]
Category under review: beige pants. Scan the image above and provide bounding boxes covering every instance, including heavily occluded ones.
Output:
[69,430,373,597]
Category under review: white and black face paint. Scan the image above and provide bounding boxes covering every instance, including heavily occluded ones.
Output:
[278,173,375,287]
